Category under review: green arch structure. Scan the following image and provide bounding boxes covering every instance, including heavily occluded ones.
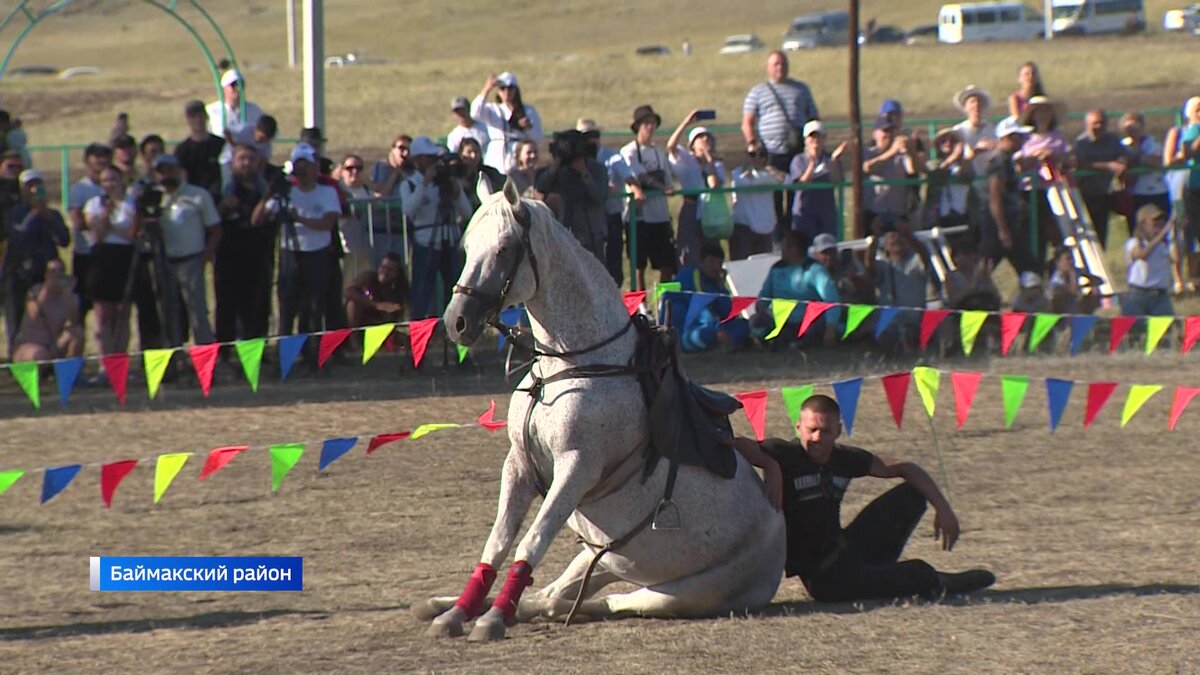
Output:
[0,0,246,128]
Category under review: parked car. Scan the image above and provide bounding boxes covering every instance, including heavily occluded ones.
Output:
[635,45,671,56]
[782,10,850,50]
[904,24,940,44]
[860,25,906,44]
[719,34,766,54]
[1163,4,1200,30]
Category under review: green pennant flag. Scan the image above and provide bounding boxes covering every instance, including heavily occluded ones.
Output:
[654,281,682,305]
[1027,314,1062,352]
[411,423,460,440]
[361,324,394,365]
[1001,375,1030,428]
[780,385,814,427]
[1144,317,1173,355]
[842,304,875,339]
[912,366,940,418]
[143,348,174,400]
[9,361,40,409]
[456,344,469,364]
[269,443,306,492]
[764,299,798,341]
[154,453,191,504]
[959,311,987,356]
[235,338,266,392]
[1121,384,1163,427]
[0,469,24,496]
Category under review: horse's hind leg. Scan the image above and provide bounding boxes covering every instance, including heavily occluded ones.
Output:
[517,548,621,623]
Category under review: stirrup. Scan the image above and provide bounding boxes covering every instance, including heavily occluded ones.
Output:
[651,499,681,530]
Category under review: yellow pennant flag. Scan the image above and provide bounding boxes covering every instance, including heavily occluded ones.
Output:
[1144,317,1173,355]
[1121,384,1163,427]
[764,299,798,341]
[143,348,175,399]
[410,423,460,440]
[959,311,987,356]
[154,453,191,503]
[361,324,394,365]
[912,366,940,418]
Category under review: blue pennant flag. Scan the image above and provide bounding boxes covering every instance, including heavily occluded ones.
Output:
[833,378,863,436]
[41,465,82,504]
[278,334,308,381]
[873,307,900,340]
[497,307,526,351]
[1069,316,1098,356]
[318,437,359,471]
[684,293,717,330]
[1046,378,1074,432]
[54,357,85,408]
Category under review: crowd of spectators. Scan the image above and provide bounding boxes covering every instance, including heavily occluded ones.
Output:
[1,52,1198,372]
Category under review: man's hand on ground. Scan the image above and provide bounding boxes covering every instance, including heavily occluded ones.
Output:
[933,507,960,551]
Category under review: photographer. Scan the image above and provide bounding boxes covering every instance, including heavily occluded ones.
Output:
[621,105,677,286]
[253,142,340,339]
[401,136,473,319]
[135,154,221,348]
[536,129,607,262]
[83,165,137,360]
[216,144,274,345]
[2,170,70,357]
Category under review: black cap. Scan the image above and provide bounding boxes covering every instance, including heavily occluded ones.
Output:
[300,127,326,145]
[184,99,206,116]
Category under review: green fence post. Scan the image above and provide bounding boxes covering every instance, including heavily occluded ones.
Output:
[628,196,639,292]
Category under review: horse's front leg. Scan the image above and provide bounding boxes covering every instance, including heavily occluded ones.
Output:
[424,448,537,638]
[469,451,600,642]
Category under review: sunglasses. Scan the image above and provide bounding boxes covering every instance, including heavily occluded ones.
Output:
[343,164,363,172]
[394,144,410,151]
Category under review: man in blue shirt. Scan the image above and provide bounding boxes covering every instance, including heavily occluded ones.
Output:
[751,231,841,345]
[662,242,749,352]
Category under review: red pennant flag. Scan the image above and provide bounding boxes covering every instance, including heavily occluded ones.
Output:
[1083,382,1118,429]
[100,459,138,508]
[188,344,220,397]
[722,297,757,323]
[796,302,835,338]
[199,445,249,480]
[881,372,911,429]
[621,291,646,316]
[318,328,353,367]
[734,389,768,441]
[1182,317,1200,354]
[950,371,983,429]
[100,353,130,405]
[366,431,411,455]
[919,309,951,350]
[1108,316,1136,354]
[999,313,1026,356]
[408,318,440,368]
[1169,386,1200,430]
[477,400,507,431]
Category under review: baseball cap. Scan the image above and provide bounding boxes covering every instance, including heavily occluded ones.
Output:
[496,72,518,88]
[871,115,895,131]
[184,99,207,116]
[18,169,42,185]
[995,116,1034,139]
[1019,271,1043,289]
[220,69,243,88]
[803,120,824,137]
[687,127,711,146]
[450,96,470,112]
[409,136,440,157]
[289,142,318,165]
[879,99,903,116]
[152,154,180,169]
[808,233,837,257]
[300,127,326,145]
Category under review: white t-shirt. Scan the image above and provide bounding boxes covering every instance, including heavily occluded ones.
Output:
[731,167,780,234]
[470,96,543,172]
[206,100,264,139]
[68,177,104,255]
[601,146,632,216]
[447,123,489,155]
[620,142,674,224]
[83,195,137,245]
[953,119,997,178]
[271,183,342,252]
[1125,237,1170,289]
[159,184,221,258]
[1122,135,1167,196]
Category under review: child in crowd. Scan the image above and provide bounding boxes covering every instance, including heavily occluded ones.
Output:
[1011,271,1050,313]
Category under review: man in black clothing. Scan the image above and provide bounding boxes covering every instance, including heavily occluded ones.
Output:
[175,100,225,204]
[215,144,275,345]
[734,395,995,602]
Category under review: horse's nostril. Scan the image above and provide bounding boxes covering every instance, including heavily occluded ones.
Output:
[455,316,467,334]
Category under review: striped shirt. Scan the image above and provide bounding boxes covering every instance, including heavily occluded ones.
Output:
[743,79,820,155]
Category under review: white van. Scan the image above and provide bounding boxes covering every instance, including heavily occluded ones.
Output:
[1051,0,1145,35]
[938,2,1045,43]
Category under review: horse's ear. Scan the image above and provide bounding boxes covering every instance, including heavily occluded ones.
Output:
[475,174,494,205]
[502,176,521,207]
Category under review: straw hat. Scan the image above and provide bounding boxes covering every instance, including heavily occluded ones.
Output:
[953,85,992,112]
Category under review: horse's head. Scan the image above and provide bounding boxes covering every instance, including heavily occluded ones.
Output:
[445,178,543,345]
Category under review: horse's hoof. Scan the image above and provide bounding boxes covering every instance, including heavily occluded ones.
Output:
[412,598,443,622]
[427,607,467,639]
[467,608,507,642]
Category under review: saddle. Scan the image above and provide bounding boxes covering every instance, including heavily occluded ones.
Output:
[631,315,741,482]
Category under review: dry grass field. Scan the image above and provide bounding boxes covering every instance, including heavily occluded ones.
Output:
[0,347,1197,674]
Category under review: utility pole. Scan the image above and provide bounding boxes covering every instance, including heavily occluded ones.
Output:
[302,0,324,130]
[286,0,297,68]
[848,0,864,239]
[1043,0,1054,39]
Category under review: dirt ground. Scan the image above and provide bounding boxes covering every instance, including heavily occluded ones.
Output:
[0,346,1197,674]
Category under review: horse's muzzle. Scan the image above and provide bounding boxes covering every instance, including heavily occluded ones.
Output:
[443,294,487,346]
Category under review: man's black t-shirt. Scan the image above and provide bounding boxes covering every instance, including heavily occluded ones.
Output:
[175,134,225,202]
[760,438,876,578]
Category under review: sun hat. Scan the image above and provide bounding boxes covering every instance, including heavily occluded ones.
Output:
[995,116,1033,139]
[953,85,992,112]
[630,105,662,133]
[933,127,963,145]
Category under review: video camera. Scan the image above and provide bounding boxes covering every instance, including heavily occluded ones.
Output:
[549,129,587,165]
[136,184,164,220]
[264,163,293,196]
[432,154,466,190]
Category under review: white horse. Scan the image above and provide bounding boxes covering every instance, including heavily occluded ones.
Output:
[420,180,785,642]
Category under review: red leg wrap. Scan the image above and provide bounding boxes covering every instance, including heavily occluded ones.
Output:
[453,562,497,619]
[491,561,534,623]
